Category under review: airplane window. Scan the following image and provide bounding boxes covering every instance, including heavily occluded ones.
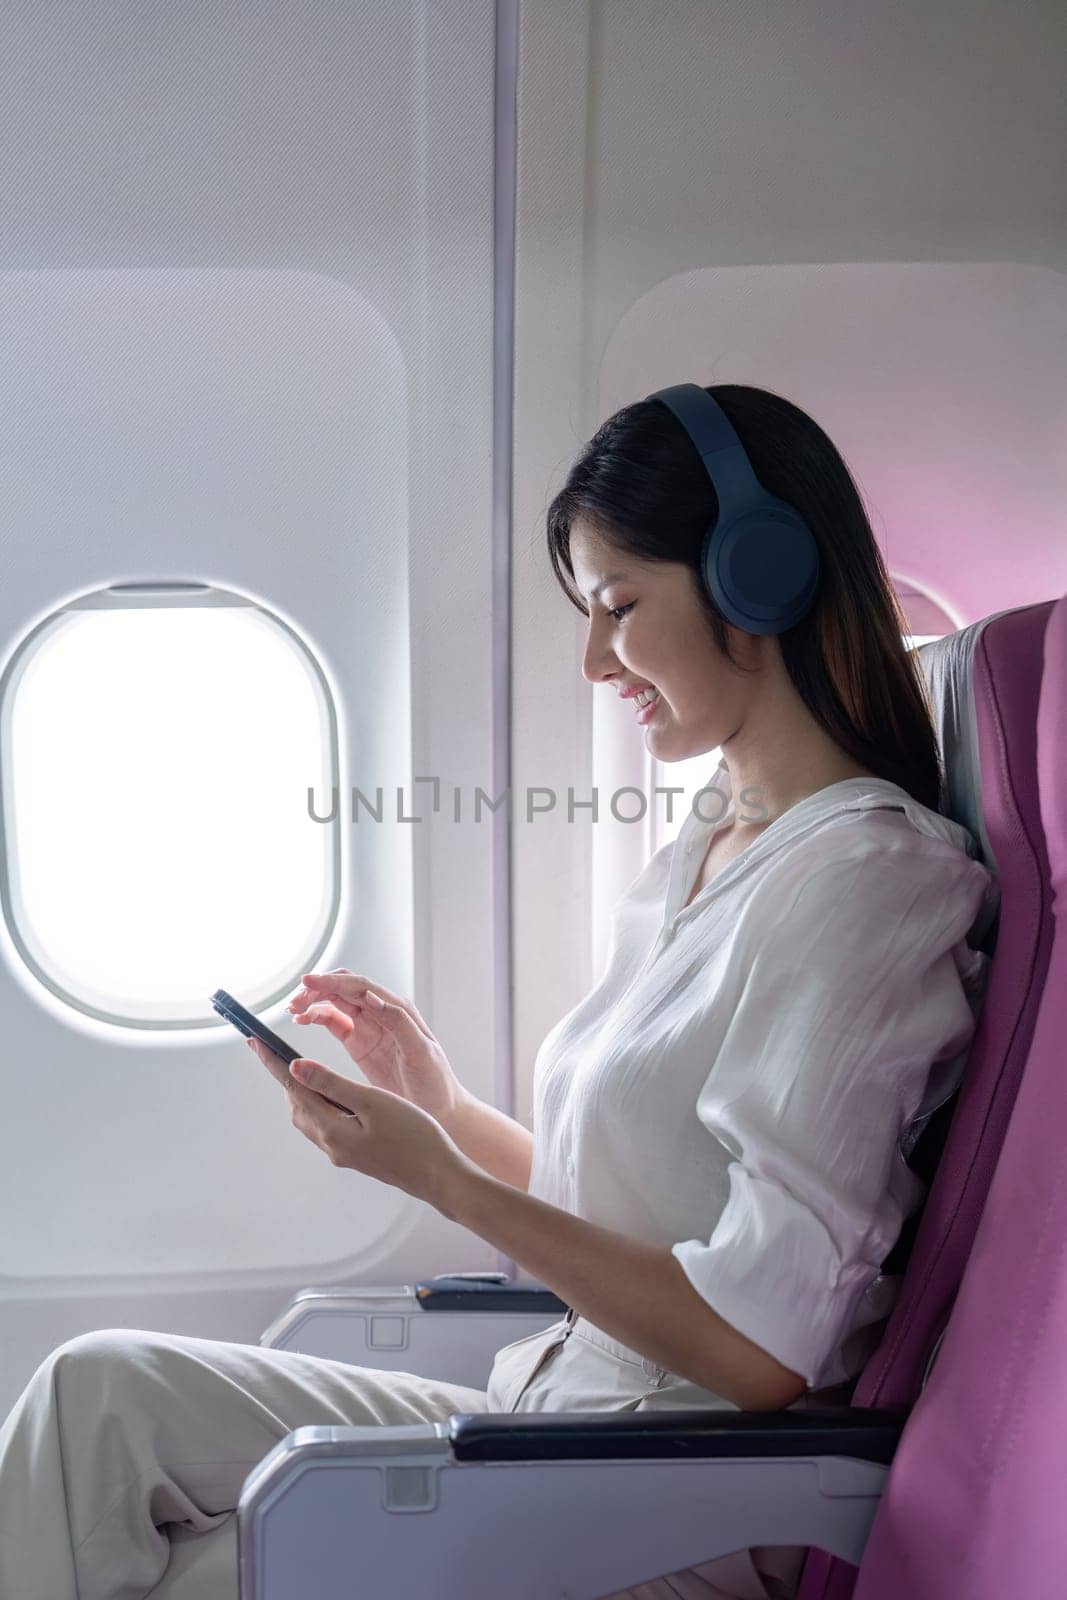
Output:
[892,573,956,644]
[0,584,340,1029]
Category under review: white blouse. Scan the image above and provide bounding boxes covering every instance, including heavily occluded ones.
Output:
[515,757,999,1393]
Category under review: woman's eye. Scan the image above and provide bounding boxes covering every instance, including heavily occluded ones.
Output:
[608,602,635,622]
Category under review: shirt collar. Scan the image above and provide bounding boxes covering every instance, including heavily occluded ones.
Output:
[669,756,983,923]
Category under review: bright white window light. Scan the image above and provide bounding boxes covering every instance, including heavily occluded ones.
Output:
[653,749,725,852]
[0,587,340,1027]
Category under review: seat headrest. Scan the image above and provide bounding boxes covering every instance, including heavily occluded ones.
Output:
[916,602,1038,881]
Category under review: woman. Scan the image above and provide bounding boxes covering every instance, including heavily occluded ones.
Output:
[0,385,998,1600]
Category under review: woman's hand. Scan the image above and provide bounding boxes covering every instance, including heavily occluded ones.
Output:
[245,1035,472,1211]
[283,969,466,1124]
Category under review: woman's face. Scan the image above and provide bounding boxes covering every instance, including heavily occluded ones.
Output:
[570,523,757,761]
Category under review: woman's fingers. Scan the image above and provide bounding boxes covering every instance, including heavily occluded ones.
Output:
[288,969,373,1015]
[291,1000,355,1038]
[339,990,428,1054]
[245,1034,293,1091]
[293,971,434,1039]
[293,971,394,1011]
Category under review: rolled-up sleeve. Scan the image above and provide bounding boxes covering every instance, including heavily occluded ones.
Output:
[670,838,997,1388]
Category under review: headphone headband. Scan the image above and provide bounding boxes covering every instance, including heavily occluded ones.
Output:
[645,383,820,635]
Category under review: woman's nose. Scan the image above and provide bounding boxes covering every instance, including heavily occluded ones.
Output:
[581,627,615,685]
[582,650,614,685]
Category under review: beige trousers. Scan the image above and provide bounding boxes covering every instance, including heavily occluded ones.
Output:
[0,1319,805,1599]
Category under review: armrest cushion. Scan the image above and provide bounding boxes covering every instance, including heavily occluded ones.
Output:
[415,1275,569,1313]
[447,1404,908,1463]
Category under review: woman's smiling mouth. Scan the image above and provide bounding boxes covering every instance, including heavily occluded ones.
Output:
[635,688,661,722]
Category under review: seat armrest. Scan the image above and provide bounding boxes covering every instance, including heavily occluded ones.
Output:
[414,1274,568,1313]
[448,1403,908,1462]
[259,1274,566,1386]
[238,1405,907,1595]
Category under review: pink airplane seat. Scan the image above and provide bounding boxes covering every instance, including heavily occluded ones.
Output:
[243,597,1063,1600]
[797,596,1061,1600]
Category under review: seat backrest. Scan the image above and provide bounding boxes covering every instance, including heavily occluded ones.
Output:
[797,597,1059,1600]
[851,592,1067,1599]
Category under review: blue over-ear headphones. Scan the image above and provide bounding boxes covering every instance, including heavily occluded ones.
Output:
[645,383,820,635]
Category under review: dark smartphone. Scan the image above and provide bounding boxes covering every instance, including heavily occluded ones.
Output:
[210,988,301,1065]
[212,987,353,1113]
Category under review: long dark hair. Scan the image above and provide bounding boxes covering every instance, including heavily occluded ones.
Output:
[546,383,943,812]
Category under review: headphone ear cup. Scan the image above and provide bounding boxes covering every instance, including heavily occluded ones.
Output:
[703,508,820,635]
